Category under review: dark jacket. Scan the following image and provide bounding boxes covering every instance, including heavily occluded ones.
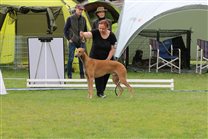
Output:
[64,14,87,46]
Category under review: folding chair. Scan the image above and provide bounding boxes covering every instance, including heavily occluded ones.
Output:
[149,39,181,73]
[196,39,208,74]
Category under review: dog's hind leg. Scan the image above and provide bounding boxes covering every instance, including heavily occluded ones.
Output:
[117,82,124,96]
[119,78,134,97]
[112,74,123,96]
[114,81,124,96]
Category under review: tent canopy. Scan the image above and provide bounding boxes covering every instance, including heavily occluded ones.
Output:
[115,0,208,58]
[0,0,67,6]
[0,0,119,64]
[0,0,75,64]
[0,5,62,34]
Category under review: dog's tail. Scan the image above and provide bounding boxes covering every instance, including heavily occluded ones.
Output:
[114,81,120,96]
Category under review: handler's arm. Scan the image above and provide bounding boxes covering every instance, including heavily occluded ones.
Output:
[80,31,92,39]
[106,46,116,60]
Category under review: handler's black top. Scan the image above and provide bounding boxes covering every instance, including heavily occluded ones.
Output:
[90,29,117,60]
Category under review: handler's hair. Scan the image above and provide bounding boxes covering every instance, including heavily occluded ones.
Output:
[98,19,109,29]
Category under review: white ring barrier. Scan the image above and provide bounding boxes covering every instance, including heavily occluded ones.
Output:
[27,79,174,90]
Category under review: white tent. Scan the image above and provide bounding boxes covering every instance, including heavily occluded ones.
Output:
[115,0,208,58]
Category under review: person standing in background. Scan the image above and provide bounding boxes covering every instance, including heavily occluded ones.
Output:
[92,7,112,31]
[64,4,87,79]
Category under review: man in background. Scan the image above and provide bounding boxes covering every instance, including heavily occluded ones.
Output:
[64,4,87,79]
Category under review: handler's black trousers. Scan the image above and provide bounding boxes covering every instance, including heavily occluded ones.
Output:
[95,74,110,96]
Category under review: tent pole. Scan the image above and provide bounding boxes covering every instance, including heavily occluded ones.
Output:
[186,30,191,69]
[126,46,129,68]
[156,30,160,41]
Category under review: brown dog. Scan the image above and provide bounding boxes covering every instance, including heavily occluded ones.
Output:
[75,48,133,98]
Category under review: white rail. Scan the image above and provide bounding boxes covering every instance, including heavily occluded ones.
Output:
[27,79,174,90]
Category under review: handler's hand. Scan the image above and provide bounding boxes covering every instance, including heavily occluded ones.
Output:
[80,31,84,38]
[69,39,72,43]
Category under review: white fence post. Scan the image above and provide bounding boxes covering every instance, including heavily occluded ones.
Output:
[0,70,7,95]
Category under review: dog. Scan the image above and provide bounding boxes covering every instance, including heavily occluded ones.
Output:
[132,49,143,65]
[75,48,133,98]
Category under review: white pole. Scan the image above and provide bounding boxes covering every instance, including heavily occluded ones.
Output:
[0,70,7,95]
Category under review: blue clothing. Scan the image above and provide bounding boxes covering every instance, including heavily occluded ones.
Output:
[67,42,86,78]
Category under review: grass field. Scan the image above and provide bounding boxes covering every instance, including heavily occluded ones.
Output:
[1,69,208,138]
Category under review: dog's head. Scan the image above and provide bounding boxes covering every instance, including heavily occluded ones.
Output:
[75,48,85,58]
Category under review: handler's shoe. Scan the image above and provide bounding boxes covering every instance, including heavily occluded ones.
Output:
[98,94,106,98]
[80,75,85,79]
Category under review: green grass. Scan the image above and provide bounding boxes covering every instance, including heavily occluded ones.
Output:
[1,69,208,138]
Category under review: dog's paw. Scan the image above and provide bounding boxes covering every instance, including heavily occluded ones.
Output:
[87,95,93,99]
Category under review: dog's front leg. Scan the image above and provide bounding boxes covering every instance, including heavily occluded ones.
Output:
[87,77,94,99]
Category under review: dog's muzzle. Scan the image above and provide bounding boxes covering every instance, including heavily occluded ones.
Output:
[75,54,80,58]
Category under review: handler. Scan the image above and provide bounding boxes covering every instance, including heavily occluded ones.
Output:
[80,20,117,98]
